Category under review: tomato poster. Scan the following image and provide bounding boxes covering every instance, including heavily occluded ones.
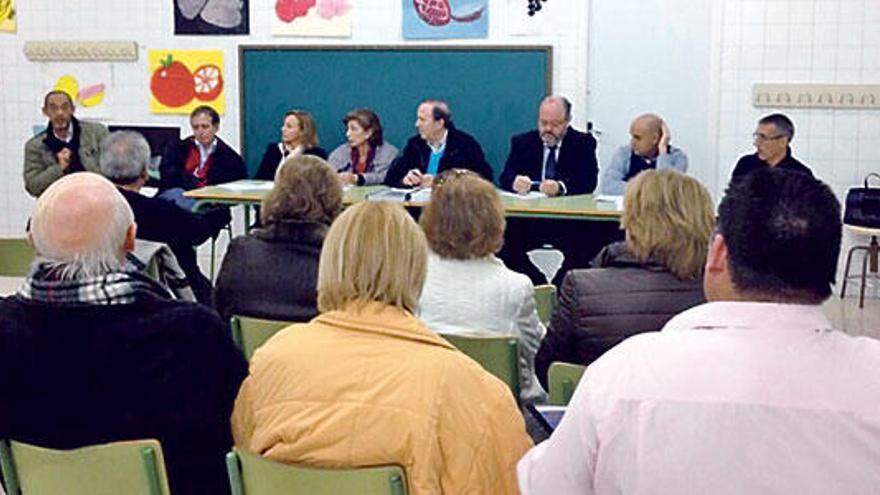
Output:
[148,49,225,115]
[271,0,352,37]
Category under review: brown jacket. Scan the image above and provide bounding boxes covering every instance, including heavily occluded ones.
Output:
[232,302,532,494]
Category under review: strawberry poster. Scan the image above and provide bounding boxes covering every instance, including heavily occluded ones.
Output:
[403,0,487,39]
[272,0,352,37]
[148,50,225,115]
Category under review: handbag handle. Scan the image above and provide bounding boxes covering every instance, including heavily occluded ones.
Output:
[865,173,880,188]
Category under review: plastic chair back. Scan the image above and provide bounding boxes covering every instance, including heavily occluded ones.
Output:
[230,315,295,360]
[0,239,34,277]
[533,284,557,326]
[0,439,170,495]
[548,362,587,406]
[226,448,407,495]
[440,334,520,399]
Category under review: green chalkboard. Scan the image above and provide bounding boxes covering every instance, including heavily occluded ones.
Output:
[239,45,552,183]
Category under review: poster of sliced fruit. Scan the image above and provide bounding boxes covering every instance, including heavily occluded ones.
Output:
[0,0,16,33]
[271,0,352,37]
[402,0,488,39]
[149,49,225,115]
[42,64,113,119]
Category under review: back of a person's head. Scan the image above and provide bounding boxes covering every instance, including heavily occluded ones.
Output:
[718,168,841,303]
[318,201,427,313]
[29,172,134,280]
[99,131,150,184]
[261,155,342,226]
[621,169,715,279]
[421,170,504,260]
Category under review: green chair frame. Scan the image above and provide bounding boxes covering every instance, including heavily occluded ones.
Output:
[440,334,520,399]
[230,315,295,361]
[547,362,587,406]
[0,439,170,495]
[533,284,557,326]
[226,448,407,495]
[0,238,35,277]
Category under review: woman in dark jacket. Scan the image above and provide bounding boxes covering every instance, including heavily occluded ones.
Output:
[214,155,342,322]
[535,169,715,388]
[253,110,327,181]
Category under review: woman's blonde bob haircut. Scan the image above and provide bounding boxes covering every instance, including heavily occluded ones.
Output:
[260,155,342,226]
[318,201,428,314]
[420,170,505,259]
[621,169,715,280]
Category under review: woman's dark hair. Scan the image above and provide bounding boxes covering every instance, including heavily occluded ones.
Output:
[343,108,384,148]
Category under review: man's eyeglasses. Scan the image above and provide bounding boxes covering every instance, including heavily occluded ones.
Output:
[752,132,786,143]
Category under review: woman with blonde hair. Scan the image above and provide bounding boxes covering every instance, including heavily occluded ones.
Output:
[231,201,532,494]
[419,169,546,403]
[254,110,327,180]
[535,168,715,387]
[214,155,342,321]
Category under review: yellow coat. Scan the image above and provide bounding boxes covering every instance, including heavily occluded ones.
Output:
[232,302,532,494]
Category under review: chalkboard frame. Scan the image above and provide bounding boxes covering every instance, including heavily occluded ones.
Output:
[238,44,553,182]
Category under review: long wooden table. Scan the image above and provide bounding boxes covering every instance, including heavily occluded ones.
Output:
[185,180,623,284]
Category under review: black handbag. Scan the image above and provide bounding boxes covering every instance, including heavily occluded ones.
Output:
[844,173,880,228]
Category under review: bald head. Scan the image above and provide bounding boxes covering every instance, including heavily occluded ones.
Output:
[629,113,665,158]
[30,172,136,279]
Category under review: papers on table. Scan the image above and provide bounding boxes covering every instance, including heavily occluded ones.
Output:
[216,180,275,192]
[594,194,624,210]
[366,187,432,203]
[498,190,547,200]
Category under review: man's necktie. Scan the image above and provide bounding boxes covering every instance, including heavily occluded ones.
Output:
[545,145,558,180]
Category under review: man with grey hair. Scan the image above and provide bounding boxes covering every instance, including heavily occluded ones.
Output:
[100,130,230,304]
[500,95,599,196]
[0,172,247,495]
[600,113,688,195]
[730,113,812,180]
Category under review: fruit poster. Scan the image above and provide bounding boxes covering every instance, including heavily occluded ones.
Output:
[403,0,488,39]
[175,0,249,35]
[0,0,15,33]
[149,50,225,115]
[272,0,352,37]
[42,64,114,119]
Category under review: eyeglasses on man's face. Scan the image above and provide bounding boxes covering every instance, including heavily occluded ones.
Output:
[752,132,786,143]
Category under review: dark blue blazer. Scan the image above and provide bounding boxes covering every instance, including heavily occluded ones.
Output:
[500,128,598,195]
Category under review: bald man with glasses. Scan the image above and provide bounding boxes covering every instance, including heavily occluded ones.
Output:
[731,113,813,181]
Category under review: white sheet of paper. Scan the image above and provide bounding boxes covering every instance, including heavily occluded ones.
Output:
[498,190,547,200]
[216,180,275,191]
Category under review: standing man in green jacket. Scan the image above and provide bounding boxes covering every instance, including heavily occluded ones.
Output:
[23,90,109,197]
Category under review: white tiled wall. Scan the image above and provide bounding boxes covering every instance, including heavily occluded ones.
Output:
[0,0,591,237]
[715,0,880,201]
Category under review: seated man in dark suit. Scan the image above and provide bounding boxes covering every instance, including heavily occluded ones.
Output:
[0,172,247,495]
[158,105,246,194]
[731,113,813,181]
[500,96,598,196]
[100,131,230,305]
[384,99,493,187]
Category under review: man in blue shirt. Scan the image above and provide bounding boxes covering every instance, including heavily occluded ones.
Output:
[384,99,493,187]
[600,113,688,195]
